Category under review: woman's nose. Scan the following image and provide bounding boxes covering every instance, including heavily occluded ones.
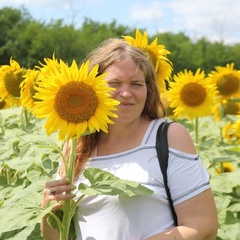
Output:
[119,85,132,98]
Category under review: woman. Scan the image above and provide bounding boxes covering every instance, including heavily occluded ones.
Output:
[41,38,218,239]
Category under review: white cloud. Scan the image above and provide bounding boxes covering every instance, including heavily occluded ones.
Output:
[129,1,164,22]
[165,0,240,43]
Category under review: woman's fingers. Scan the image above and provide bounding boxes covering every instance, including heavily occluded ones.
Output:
[41,178,77,208]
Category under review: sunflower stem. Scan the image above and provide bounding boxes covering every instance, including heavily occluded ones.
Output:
[194,118,199,151]
[22,108,30,127]
[220,162,224,173]
[60,136,77,240]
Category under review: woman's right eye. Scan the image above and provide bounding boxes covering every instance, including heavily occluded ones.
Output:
[108,82,120,88]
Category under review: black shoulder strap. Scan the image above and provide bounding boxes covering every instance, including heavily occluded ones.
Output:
[156,121,178,226]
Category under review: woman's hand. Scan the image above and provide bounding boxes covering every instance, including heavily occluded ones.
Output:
[41,178,76,210]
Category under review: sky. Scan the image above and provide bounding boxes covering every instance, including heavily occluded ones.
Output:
[0,0,239,45]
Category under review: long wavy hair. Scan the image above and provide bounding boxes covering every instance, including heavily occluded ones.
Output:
[60,38,165,179]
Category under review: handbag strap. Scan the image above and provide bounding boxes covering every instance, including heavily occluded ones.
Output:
[156,121,178,226]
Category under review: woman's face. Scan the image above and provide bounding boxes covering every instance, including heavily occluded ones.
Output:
[104,59,147,124]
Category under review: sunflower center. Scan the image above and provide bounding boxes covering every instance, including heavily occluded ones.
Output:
[55,82,98,123]
[180,82,206,107]
[224,101,239,115]
[217,74,239,96]
[4,70,25,97]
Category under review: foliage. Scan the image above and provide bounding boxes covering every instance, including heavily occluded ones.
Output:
[0,6,240,75]
[0,110,153,238]
[0,106,240,239]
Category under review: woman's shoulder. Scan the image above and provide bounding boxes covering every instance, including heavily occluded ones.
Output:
[167,122,197,155]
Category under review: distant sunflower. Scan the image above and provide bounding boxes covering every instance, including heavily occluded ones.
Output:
[160,91,175,118]
[0,58,26,105]
[38,54,60,75]
[167,69,217,119]
[208,63,240,101]
[20,69,41,112]
[34,59,119,140]
[0,98,10,110]
[233,118,240,143]
[212,100,240,122]
[222,121,236,143]
[123,29,172,93]
[215,162,234,174]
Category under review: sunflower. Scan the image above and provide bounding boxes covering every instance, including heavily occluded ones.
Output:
[160,91,175,118]
[0,58,26,105]
[233,118,240,143]
[0,98,10,110]
[20,69,41,112]
[33,58,119,140]
[38,54,61,75]
[123,29,172,93]
[215,162,234,174]
[167,68,218,119]
[208,63,240,101]
[212,100,240,122]
[222,121,236,143]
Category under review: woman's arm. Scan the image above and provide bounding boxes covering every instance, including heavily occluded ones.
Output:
[145,122,218,239]
[145,189,218,240]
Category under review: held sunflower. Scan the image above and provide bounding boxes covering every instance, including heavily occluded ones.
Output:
[208,63,240,101]
[167,68,218,119]
[34,58,119,140]
[123,29,172,93]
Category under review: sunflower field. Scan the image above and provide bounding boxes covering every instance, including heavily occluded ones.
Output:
[0,31,240,240]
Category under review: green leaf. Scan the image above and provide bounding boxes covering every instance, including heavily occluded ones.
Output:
[78,168,154,197]
[0,181,54,233]
[0,224,43,240]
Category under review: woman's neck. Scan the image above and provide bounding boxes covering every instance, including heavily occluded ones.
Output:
[95,117,151,156]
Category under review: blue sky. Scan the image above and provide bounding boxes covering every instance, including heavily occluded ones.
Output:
[0,0,239,44]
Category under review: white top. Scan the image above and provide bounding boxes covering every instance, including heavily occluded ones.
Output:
[72,119,210,240]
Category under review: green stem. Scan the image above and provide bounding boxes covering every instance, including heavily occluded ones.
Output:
[194,118,199,151]
[48,211,64,231]
[60,136,77,240]
[23,108,30,127]
[220,162,224,173]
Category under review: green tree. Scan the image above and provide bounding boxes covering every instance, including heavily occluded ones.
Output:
[0,7,32,65]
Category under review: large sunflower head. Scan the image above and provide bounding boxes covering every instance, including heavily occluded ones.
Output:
[0,58,26,103]
[20,69,41,112]
[208,63,240,101]
[34,58,119,140]
[123,29,172,93]
[167,68,218,119]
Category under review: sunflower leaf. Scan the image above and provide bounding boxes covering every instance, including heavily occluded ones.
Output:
[78,168,154,197]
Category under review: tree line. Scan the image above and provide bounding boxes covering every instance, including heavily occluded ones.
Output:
[1,6,240,76]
